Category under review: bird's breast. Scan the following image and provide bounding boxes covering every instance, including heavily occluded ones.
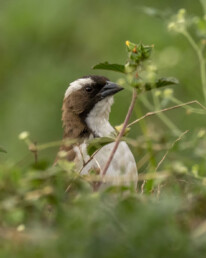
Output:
[74,141,138,186]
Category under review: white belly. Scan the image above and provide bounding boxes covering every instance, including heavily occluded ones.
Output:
[75,141,138,187]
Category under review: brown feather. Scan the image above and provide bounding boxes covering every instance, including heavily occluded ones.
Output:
[55,92,91,163]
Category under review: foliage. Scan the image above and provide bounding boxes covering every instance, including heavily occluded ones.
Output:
[93,41,179,93]
[87,137,115,156]
[1,161,206,257]
[93,62,126,74]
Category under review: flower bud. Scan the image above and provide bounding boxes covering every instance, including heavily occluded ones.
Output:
[163,88,173,98]
[18,131,29,140]
[58,150,68,158]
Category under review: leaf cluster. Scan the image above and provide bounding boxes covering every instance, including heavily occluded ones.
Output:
[93,40,179,93]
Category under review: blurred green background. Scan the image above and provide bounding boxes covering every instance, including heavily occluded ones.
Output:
[0,0,204,163]
[2,1,206,257]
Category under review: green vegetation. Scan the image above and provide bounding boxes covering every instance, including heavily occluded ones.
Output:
[1,0,206,257]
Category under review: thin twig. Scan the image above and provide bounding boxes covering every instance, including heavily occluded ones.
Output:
[101,89,137,178]
[137,153,150,170]
[140,180,146,194]
[79,149,101,174]
[155,130,189,172]
[78,145,86,166]
[128,100,206,128]
[156,183,161,199]
[154,130,189,198]
[152,89,181,135]
[34,148,38,164]
[37,138,77,151]
[182,31,206,105]
[29,142,38,164]
[66,148,104,193]
[138,171,169,181]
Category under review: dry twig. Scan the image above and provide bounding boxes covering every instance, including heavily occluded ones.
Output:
[141,180,146,194]
[155,130,189,172]
[128,100,206,128]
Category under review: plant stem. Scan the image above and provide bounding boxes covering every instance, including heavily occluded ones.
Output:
[141,94,181,136]
[152,92,181,136]
[140,94,154,110]
[128,100,206,127]
[101,89,137,177]
[170,96,206,114]
[134,105,157,169]
[182,30,206,104]
[155,130,189,172]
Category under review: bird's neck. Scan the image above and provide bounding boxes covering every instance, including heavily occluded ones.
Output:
[85,97,115,137]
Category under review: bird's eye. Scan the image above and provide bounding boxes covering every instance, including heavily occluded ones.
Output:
[85,86,93,93]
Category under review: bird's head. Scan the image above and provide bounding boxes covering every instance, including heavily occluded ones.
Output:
[63,75,123,119]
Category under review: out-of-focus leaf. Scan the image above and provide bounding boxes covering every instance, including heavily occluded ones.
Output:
[31,160,50,170]
[103,185,132,194]
[193,17,206,38]
[156,77,179,87]
[144,179,154,193]
[92,62,125,73]
[138,6,171,19]
[200,0,206,15]
[140,43,153,60]
[87,137,115,156]
[0,146,7,153]
[145,77,179,91]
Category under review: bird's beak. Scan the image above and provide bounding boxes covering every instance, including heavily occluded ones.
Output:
[98,81,123,99]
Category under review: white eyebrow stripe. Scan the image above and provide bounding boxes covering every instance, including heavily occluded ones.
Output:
[64,78,93,98]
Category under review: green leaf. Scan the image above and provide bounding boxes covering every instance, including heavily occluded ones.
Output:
[145,77,179,91]
[194,17,206,38]
[87,137,115,156]
[140,43,153,60]
[156,77,179,88]
[0,146,7,153]
[92,62,125,73]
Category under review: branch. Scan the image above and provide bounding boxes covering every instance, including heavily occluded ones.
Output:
[155,130,189,172]
[101,89,137,177]
[128,100,206,128]
[79,149,100,174]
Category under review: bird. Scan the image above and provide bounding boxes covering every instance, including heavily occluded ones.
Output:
[57,75,138,188]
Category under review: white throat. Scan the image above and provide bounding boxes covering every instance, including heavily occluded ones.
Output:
[85,97,115,137]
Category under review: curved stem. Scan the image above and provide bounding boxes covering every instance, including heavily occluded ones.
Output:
[127,100,206,128]
[152,92,181,136]
[182,30,206,104]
